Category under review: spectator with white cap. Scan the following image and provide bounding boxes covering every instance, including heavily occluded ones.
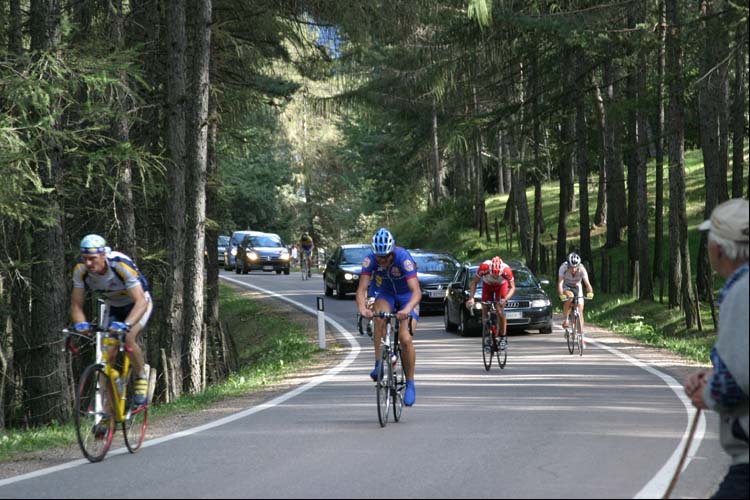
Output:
[683,198,749,499]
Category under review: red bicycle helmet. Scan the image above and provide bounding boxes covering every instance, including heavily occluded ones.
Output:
[490,256,503,276]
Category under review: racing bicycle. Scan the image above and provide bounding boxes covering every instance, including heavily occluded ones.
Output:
[562,293,592,356]
[476,301,507,370]
[373,312,411,428]
[63,324,149,462]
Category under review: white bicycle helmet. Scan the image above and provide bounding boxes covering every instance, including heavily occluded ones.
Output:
[567,252,581,267]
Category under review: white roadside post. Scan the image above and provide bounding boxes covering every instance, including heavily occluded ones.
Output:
[317,296,326,350]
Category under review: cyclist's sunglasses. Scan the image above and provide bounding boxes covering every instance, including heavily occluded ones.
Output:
[81,247,106,255]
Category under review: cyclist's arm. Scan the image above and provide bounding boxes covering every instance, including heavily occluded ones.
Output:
[503,279,516,302]
[583,276,593,295]
[123,284,149,328]
[557,276,565,296]
[356,274,373,317]
[71,287,87,324]
[399,277,422,319]
[466,276,480,306]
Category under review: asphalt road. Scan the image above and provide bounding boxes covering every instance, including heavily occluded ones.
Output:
[0,270,728,498]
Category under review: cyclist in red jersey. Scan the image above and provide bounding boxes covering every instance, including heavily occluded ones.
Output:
[465,256,516,349]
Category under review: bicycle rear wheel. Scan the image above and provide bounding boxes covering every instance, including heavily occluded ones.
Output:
[575,314,584,357]
[123,370,148,453]
[392,349,405,422]
[376,349,391,427]
[496,337,507,369]
[75,364,115,463]
[482,322,493,371]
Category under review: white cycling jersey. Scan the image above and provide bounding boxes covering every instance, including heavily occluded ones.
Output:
[558,261,589,289]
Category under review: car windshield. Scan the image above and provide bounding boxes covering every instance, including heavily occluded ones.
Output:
[249,235,283,248]
[413,254,459,274]
[341,247,370,265]
[512,268,539,287]
[218,235,229,246]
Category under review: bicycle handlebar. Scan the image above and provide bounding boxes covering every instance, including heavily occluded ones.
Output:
[62,326,128,354]
[373,311,414,336]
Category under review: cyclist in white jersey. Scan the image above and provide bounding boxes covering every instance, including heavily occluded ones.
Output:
[71,234,153,406]
[557,252,594,334]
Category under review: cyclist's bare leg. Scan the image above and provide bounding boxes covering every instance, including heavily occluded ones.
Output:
[498,307,507,337]
[398,317,416,379]
[562,299,573,324]
[372,299,392,363]
[125,325,146,377]
[576,302,585,331]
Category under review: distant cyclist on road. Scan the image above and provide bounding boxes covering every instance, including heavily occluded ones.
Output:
[298,232,314,278]
[71,234,152,406]
[356,228,421,406]
[557,252,594,336]
[465,256,516,349]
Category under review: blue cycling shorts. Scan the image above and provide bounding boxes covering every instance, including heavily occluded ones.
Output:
[375,290,420,322]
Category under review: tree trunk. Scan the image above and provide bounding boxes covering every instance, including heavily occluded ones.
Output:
[635,34,653,300]
[108,0,137,257]
[602,61,626,248]
[592,79,607,227]
[576,52,592,279]
[163,0,188,400]
[654,0,666,291]
[431,99,444,206]
[183,0,212,394]
[666,0,697,326]
[731,20,746,198]
[8,0,23,54]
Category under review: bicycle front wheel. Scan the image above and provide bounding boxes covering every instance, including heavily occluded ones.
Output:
[575,314,584,357]
[481,322,493,371]
[75,364,115,463]
[496,338,507,369]
[376,349,391,427]
[392,349,405,422]
[565,319,575,354]
[123,370,148,453]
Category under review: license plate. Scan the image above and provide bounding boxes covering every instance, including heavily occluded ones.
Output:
[505,311,523,320]
[263,265,274,271]
[428,289,446,298]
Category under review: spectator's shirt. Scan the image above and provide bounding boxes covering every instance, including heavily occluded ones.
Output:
[360,247,418,296]
[73,252,149,307]
[558,262,589,288]
[476,260,514,287]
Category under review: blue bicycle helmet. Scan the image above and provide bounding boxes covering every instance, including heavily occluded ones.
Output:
[371,228,395,256]
[80,234,107,255]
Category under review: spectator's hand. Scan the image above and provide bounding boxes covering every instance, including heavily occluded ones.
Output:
[684,370,710,410]
[74,321,91,334]
[586,292,594,299]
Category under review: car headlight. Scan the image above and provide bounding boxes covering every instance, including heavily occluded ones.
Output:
[531,299,551,308]
[280,251,290,261]
[248,251,259,261]
[474,303,483,311]
[230,248,237,256]
[344,273,359,281]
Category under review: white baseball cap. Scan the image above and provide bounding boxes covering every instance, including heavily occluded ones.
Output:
[698,198,749,242]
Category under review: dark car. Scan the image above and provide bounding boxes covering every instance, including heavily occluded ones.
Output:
[323,244,371,299]
[443,260,553,335]
[236,232,291,275]
[409,250,461,314]
[224,230,256,271]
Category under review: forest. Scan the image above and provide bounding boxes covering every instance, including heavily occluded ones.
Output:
[0,0,747,430]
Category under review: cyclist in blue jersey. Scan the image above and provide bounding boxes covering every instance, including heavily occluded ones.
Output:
[71,234,153,406]
[356,228,421,406]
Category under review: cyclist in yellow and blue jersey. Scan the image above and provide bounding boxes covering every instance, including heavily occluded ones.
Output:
[356,228,421,406]
[298,232,314,278]
[71,234,153,406]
